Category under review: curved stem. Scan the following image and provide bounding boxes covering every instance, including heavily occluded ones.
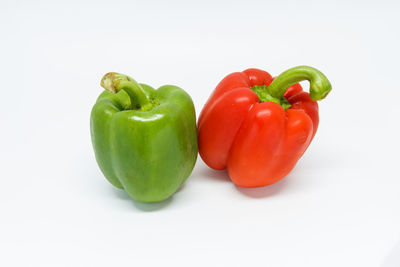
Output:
[101,72,150,108]
[251,85,292,110]
[268,66,332,101]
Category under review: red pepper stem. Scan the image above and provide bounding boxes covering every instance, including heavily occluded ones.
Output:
[100,72,150,109]
[268,66,332,101]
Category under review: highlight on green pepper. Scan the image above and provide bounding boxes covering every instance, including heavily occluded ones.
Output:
[90,72,198,203]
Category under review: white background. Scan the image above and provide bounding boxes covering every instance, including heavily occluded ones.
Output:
[1,0,399,266]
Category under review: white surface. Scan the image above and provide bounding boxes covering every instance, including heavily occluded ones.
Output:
[1,0,400,266]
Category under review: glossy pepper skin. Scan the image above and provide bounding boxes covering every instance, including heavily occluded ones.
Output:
[198,66,331,188]
[91,72,198,202]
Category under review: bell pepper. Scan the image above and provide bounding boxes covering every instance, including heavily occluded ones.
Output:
[198,66,331,187]
[90,72,198,202]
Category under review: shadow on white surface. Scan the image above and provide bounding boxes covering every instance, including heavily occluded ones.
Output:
[197,163,292,198]
[111,187,174,211]
[234,177,289,198]
[198,167,230,182]
[382,239,400,267]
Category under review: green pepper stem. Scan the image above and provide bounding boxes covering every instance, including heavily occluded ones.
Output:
[101,72,150,108]
[268,66,332,101]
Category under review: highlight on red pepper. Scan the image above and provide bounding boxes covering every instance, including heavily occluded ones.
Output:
[198,66,332,188]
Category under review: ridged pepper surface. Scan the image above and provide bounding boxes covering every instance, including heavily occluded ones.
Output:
[91,73,198,202]
[198,66,331,187]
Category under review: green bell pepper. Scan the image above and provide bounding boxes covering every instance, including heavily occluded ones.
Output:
[90,72,198,203]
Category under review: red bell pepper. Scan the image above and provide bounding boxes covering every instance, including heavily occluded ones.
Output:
[198,66,331,187]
